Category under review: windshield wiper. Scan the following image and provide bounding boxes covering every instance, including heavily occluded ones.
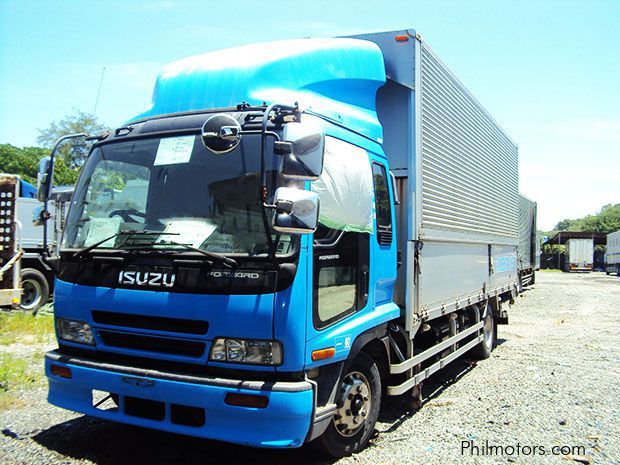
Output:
[152,240,238,268]
[72,230,178,259]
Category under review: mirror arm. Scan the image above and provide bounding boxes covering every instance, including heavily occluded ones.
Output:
[259,103,295,269]
[42,132,88,256]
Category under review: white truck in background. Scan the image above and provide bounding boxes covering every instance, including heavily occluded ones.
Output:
[12,180,72,311]
[565,238,594,272]
[605,230,620,276]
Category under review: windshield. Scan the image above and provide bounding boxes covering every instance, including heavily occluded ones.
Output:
[63,133,295,256]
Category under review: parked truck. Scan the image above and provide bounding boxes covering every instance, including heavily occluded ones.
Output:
[517,194,538,288]
[10,179,71,311]
[40,30,520,457]
[564,238,594,272]
[0,174,23,308]
[605,230,620,276]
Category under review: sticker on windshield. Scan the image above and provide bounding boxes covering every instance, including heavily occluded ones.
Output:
[158,218,217,248]
[154,136,195,166]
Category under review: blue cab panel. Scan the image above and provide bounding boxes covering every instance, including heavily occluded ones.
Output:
[131,38,386,143]
[54,278,278,371]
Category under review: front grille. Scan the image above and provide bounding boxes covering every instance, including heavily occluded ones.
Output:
[92,310,208,335]
[99,331,205,357]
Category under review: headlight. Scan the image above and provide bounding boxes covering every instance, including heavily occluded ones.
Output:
[209,338,282,365]
[55,318,95,345]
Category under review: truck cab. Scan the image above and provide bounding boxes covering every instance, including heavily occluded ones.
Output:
[45,38,399,455]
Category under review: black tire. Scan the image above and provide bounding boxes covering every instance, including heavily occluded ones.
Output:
[471,304,494,360]
[20,268,50,313]
[313,352,381,458]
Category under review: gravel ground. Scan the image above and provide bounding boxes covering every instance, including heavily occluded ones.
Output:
[1,271,618,464]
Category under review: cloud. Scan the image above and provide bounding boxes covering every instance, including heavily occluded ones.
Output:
[548,120,620,142]
[521,163,619,182]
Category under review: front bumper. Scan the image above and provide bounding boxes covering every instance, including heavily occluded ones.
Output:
[45,351,314,448]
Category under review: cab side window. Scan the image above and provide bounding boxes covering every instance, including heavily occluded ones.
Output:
[372,163,392,245]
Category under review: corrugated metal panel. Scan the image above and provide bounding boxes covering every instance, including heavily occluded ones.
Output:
[419,43,518,242]
[517,194,536,270]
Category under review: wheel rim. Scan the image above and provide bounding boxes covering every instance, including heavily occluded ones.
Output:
[333,371,372,437]
[483,309,494,350]
[21,279,42,310]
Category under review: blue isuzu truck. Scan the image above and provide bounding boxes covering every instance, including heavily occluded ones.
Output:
[39,29,520,457]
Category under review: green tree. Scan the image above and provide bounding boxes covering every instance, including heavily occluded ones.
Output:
[549,204,620,236]
[0,144,79,186]
[36,110,109,168]
[554,219,573,231]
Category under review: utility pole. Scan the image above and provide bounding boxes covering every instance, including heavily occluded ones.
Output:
[558,231,561,270]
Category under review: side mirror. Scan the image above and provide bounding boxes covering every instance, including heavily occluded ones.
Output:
[37,156,53,202]
[272,187,319,234]
[275,122,325,180]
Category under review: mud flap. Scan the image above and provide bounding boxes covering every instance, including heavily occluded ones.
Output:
[490,294,508,325]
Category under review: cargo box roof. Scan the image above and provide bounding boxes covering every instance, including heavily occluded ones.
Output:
[130,38,386,143]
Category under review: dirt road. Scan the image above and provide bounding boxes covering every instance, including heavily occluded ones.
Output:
[1,271,618,464]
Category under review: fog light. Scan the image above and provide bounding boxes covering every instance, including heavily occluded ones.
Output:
[225,393,268,408]
[55,318,95,345]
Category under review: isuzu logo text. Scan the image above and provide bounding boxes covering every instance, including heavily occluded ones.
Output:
[118,271,175,288]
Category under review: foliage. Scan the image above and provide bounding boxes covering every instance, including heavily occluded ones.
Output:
[0,144,79,186]
[547,204,620,236]
[0,313,54,409]
[0,312,55,346]
[542,243,563,254]
[36,110,109,168]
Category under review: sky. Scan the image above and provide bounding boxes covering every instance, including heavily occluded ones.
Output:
[0,0,618,230]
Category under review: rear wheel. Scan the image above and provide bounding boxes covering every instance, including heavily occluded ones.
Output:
[471,303,494,360]
[313,352,381,458]
[20,268,49,313]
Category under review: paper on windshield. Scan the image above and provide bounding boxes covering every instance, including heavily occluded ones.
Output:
[158,218,217,248]
[154,136,195,166]
[83,217,122,247]
[311,137,374,233]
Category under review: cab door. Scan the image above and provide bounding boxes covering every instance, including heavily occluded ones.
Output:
[304,135,398,367]
[312,228,369,330]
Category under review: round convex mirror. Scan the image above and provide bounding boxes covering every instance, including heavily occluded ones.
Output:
[201,114,242,154]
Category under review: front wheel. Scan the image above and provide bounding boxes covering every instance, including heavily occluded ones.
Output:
[313,352,381,458]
